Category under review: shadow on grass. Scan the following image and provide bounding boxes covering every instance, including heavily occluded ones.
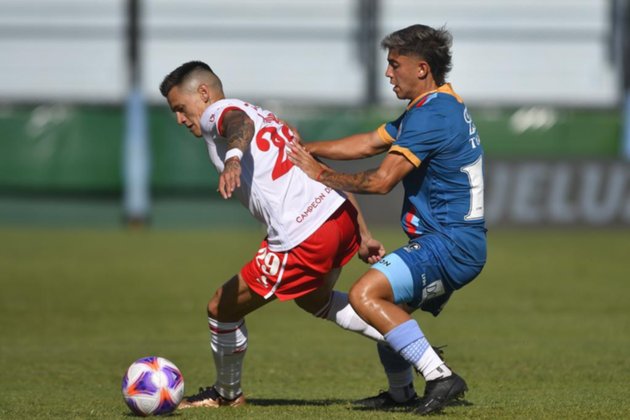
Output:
[120,398,473,415]
[247,398,348,407]
[247,397,473,410]
[350,398,473,414]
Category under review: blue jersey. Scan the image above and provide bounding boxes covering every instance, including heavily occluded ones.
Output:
[378,84,486,270]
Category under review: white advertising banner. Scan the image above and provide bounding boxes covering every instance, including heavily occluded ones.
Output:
[354,160,630,227]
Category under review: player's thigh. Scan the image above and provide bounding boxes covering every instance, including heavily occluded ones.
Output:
[208,273,275,322]
[293,267,342,314]
[370,240,454,316]
[346,268,417,318]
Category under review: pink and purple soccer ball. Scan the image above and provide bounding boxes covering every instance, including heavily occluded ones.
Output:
[122,356,184,416]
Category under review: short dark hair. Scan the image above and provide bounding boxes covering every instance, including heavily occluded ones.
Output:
[159,60,213,97]
[381,24,453,85]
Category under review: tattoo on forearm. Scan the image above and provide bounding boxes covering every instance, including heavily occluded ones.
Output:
[224,159,241,170]
[320,169,377,193]
[224,111,254,152]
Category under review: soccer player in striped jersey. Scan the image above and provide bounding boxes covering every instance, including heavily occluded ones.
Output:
[289,24,487,415]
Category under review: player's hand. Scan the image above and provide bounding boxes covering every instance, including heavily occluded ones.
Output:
[358,237,386,264]
[218,157,241,199]
[281,120,303,145]
[287,141,327,181]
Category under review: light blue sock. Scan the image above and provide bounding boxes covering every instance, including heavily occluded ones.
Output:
[384,319,429,367]
[384,319,450,380]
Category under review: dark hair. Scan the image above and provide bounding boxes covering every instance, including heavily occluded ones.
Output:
[381,24,453,85]
[159,60,213,97]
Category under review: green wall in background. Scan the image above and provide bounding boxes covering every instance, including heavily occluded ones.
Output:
[0,104,622,192]
[0,106,123,191]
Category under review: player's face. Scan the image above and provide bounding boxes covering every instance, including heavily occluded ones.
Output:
[385,50,425,101]
[166,86,206,138]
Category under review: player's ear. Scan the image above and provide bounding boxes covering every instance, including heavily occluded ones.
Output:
[418,61,430,79]
[198,84,210,102]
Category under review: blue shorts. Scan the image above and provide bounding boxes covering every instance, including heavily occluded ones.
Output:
[371,234,482,316]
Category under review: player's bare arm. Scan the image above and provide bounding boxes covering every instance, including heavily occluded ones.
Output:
[289,144,414,194]
[306,131,389,160]
[218,110,255,199]
[286,131,386,263]
[344,193,385,264]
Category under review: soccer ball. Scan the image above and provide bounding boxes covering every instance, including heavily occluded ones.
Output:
[121,356,185,416]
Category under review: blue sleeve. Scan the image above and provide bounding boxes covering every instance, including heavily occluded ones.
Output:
[383,114,405,140]
[391,110,448,164]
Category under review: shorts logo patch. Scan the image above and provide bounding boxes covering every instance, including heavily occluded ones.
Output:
[403,242,421,252]
[422,279,445,302]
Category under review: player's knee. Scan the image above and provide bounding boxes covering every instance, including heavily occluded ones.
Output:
[207,289,222,319]
[350,277,388,317]
[348,282,370,316]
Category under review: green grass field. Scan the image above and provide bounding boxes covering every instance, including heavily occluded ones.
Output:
[1,227,629,419]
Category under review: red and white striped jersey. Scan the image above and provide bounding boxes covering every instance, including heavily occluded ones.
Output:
[200,98,346,252]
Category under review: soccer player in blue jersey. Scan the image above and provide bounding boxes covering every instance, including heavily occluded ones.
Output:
[288,24,486,415]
